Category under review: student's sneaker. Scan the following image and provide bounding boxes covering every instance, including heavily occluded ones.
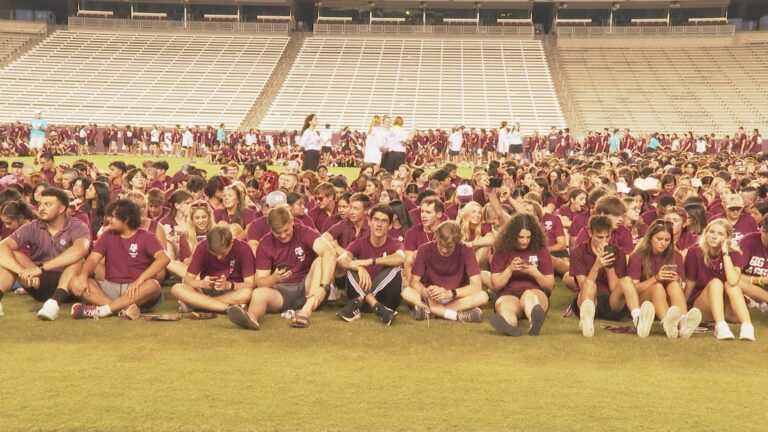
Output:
[679,308,702,340]
[71,303,100,320]
[119,304,141,321]
[635,301,655,338]
[409,303,431,321]
[327,284,341,302]
[374,304,398,326]
[336,298,362,322]
[760,302,768,313]
[661,305,682,339]
[579,299,595,337]
[37,299,60,321]
[714,321,735,340]
[529,304,546,336]
[0,302,4,317]
[739,322,756,341]
[178,301,192,314]
[457,307,483,323]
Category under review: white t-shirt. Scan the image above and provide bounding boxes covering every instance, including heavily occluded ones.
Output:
[387,127,408,153]
[182,130,193,148]
[300,128,321,151]
[150,128,160,143]
[246,132,257,146]
[320,129,333,148]
[695,139,707,153]
[497,128,509,153]
[364,127,385,164]
[509,130,523,146]
[448,131,463,152]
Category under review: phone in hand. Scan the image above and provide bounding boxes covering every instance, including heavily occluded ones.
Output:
[602,244,616,268]
[661,264,678,273]
[276,263,289,272]
[489,177,503,188]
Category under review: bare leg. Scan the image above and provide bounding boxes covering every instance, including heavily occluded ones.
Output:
[171,284,252,313]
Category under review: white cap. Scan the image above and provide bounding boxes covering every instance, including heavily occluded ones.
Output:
[265,191,287,207]
[616,181,631,194]
[456,184,474,201]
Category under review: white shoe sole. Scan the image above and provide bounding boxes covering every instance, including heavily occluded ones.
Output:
[739,324,756,341]
[679,308,702,340]
[579,300,595,337]
[636,302,655,338]
[663,306,682,339]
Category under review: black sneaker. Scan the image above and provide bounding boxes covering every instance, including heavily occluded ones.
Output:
[374,303,398,326]
[409,303,431,321]
[337,298,362,322]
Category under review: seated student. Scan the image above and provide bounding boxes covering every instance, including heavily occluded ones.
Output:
[214,185,256,235]
[737,218,768,308]
[68,199,170,320]
[569,215,655,338]
[488,213,554,337]
[628,219,702,339]
[407,221,488,322]
[167,200,216,278]
[0,188,91,319]
[666,207,697,258]
[323,192,371,255]
[170,226,255,313]
[522,197,568,275]
[226,205,334,330]
[238,191,289,256]
[400,196,445,315]
[685,219,754,341]
[336,204,404,325]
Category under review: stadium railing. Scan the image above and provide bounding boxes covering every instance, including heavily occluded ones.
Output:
[313,22,535,38]
[68,16,293,33]
[556,25,736,37]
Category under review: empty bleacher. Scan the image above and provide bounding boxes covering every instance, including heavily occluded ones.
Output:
[557,44,768,135]
[0,32,40,65]
[259,37,565,134]
[0,30,289,127]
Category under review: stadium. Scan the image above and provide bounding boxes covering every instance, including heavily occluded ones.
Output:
[1,0,768,431]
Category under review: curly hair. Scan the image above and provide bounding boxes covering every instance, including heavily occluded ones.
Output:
[494,213,547,253]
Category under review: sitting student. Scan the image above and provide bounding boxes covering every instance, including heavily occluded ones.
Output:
[0,188,91,319]
[569,215,655,338]
[407,221,488,322]
[226,205,334,330]
[684,219,754,340]
[170,226,255,314]
[488,213,554,337]
[336,204,404,325]
[68,199,170,319]
[628,219,702,339]
[737,217,768,308]
[167,200,216,278]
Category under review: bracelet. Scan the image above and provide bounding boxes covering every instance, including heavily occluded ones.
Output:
[451,289,457,298]
[372,257,377,266]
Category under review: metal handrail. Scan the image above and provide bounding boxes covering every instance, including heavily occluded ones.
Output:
[68,16,294,33]
[314,22,535,38]
[557,24,736,37]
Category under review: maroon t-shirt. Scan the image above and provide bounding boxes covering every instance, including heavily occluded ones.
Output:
[10,215,90,268]
[214,208,257,229]
[676,229,698,251]
[254,224,320,284]
[245,216,309,243]
[327,219,370,249]
[569,240,628,294]
[93,229,163,283]
[738,232,768,277]
[630,223,649,246]
[684,246,745,306]
[388,226,406,243]
[556,205,587,223]
[403,224,436,252]
[412,242,480,290]
[308,206,333,233]
[467,223,493,242]
[347,235,404,277]
[568,210,591,237]
[542,214,564,247]
[575,225,634,255]
[490,247,553,295]
[627,250,685,282]
[187,238,255,282]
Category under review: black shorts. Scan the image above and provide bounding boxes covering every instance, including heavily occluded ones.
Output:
[78,137,86,145]
[24,271,77,303]
[499,288,552,300]
[322,147,332,154]
[509,145,523,154]
[302,150,320,171]
[551,249,570,259]
[274,281,307,313]
[570,292,627,321]
[449,150,460,156]
[202,288,233,298]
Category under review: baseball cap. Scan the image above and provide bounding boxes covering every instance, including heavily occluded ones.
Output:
[616,181,631,194]
[456,184,474,202]
[265,191,287,207]
[286,160,300,171]
[11,160,24,168]
[724,194,745,209]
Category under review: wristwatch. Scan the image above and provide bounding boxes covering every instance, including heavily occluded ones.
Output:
[321,283,331,292]
[451,289,458,298]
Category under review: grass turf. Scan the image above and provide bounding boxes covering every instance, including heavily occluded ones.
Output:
[3,281,768,432]
[3,155,768,430]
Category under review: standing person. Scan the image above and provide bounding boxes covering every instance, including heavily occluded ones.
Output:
[383,116,409,173]
[300,114,321,171]
[448,126,463,164]
[363,115,384,172]
[182,125,194,160]
[488,214,554,337]
[320,123,333,166]
[684,219,754,341]
[508,122,524,161]
[30,110,47,163]
[67,200,169,320]
[0,188,91,319]
[497,121,509,161]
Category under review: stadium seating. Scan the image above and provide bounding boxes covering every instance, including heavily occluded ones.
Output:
[259,37,566,134]
[557,44,768,136]
[0,30,289,128]
[0,32,39,65]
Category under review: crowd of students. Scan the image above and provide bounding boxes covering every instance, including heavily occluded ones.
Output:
[1,124,768,340]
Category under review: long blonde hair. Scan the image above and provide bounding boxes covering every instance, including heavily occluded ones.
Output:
[368,115,381,134]
[458,201,484,241]
[183,203,216,255]
[698,218,741,266]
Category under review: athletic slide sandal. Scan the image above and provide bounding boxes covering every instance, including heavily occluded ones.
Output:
[291,314,311,328]
[226,305,260,330]
[142,314,182,322]
[489,313,523,337]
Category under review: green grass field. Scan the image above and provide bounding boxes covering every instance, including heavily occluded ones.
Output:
[3,155,768,431]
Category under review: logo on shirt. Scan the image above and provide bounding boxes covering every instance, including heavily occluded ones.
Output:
[544,221,553,231]
[128,243,138,258]
[59,239,67,247]
[528,255,539,267]
[295,247,306,262]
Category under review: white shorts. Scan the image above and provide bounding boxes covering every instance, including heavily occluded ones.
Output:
[30,137,44,149]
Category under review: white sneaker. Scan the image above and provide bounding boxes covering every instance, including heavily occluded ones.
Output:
[636,301,655,338]
[739,322,756,341]
[579,299,595,337]
[760,302,768,313]
[0,302,4,317]
[679,308,702,340]
[662,306,682,339]
[714,321,735,340]
[37,299,60,321]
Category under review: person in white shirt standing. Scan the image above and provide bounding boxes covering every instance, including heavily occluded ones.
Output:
[448,126,464,164]
[182,125,194,160]
[320,123,333,167]
[364,115,384,172]
[497,121,509,161]
[382,116,411,173]
[509,122,524,161]
[300,113,321,171]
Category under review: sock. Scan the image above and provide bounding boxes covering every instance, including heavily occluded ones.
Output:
[444,309,458,321]
[631,308,640,320]
[51,288,69,304]
[96,305,112,318]
[0,290,4,301]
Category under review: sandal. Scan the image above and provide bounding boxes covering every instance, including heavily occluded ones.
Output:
[291,314,310,328]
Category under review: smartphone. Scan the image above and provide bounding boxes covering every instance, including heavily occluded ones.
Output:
[661,264,678,273]
[276,263,289,271]
[489,177,503,188]
[602,245,616,269]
